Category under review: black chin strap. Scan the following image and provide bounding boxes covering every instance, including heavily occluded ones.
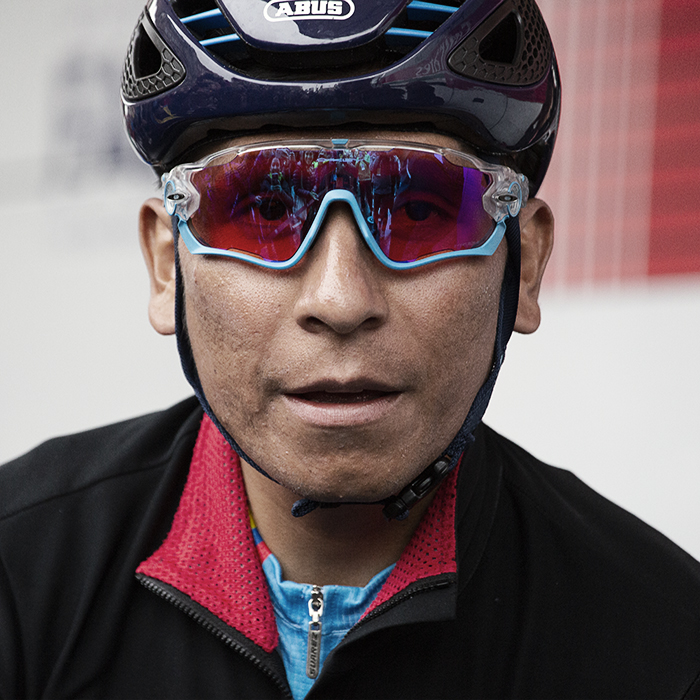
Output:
[173,215,521,520]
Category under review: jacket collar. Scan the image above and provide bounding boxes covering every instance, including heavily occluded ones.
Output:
[137,414,460,652]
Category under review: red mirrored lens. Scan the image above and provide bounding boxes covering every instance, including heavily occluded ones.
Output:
[190,149,315,262]
[371,153,494,262]
[188,147,495,264]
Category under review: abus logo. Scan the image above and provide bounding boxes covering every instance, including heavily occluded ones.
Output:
[263,0,355,22]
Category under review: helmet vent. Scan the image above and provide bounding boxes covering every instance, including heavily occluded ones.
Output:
[384,1,460,52]
[122,13,187,101]
[132,23,164,79]
[447,0,551,86]
[171,0,216,15]
[478,12,519,65]
[172,0,463,80]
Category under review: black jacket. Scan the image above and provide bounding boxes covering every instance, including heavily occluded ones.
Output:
[1,397,699,699]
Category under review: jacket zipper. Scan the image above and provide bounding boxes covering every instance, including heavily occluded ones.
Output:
[139,571,453,693]
[136,574,292,698]
[306,585,324,679]
[348,575,454,633]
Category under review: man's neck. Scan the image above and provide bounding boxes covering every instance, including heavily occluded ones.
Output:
[241,461,434,587]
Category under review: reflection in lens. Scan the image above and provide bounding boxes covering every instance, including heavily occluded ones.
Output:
[187,145,497,264]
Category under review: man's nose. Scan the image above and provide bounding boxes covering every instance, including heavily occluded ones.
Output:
[293,202,389,335]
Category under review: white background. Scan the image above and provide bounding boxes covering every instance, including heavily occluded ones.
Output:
[1,0,699,560]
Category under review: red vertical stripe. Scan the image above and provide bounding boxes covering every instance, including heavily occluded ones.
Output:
[649,0,700,275]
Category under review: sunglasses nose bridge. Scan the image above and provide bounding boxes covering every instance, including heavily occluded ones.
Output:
[309,189,374,251]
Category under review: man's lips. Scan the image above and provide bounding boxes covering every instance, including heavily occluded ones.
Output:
[284,378,401,398]
[282,380,403,426]
[287,389,397,404]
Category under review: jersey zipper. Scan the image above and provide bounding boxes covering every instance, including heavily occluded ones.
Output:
[136,573,292,698]
[306,585,324,679]
[306,577,452,677]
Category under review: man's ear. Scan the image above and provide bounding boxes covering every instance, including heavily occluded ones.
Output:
[139,197,177,335]
[514,198,554,334]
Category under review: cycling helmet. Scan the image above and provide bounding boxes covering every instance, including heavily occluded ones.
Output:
[122,0,559,193]
[121,0,560,519]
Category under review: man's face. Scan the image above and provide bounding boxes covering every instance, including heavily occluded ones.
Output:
[174,130,508,503]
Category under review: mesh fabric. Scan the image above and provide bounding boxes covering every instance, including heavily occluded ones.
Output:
[136,414,278,652]
[137,414,459,648]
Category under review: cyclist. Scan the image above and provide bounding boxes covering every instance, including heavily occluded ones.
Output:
[1,0,699,697]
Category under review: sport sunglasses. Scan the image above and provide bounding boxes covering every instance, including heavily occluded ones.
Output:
[162,139,529,270]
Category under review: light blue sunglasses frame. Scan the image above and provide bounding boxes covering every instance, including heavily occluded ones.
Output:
[164,139,529,270]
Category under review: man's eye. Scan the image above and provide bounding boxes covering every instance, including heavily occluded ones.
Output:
[257,198,289,221]
[403,200,438,222]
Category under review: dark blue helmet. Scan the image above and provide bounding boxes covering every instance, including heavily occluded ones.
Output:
[122,0,560,193]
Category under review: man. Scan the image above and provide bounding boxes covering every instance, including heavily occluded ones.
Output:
[1,0,699,698]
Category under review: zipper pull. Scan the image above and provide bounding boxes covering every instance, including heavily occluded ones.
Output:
[306,585,324,679]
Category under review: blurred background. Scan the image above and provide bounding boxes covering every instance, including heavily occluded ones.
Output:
[1,0,699,559]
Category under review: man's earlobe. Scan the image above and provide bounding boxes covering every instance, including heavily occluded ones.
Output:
[139,198,177,336]
[514,198,554,334]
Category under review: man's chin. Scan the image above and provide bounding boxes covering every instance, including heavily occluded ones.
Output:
[285,473,413,508]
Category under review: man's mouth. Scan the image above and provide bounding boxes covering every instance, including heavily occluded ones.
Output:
[282,381,402,426]
[289,389,395,404]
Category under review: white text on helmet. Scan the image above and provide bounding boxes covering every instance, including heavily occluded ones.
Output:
[264,0,355,22]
